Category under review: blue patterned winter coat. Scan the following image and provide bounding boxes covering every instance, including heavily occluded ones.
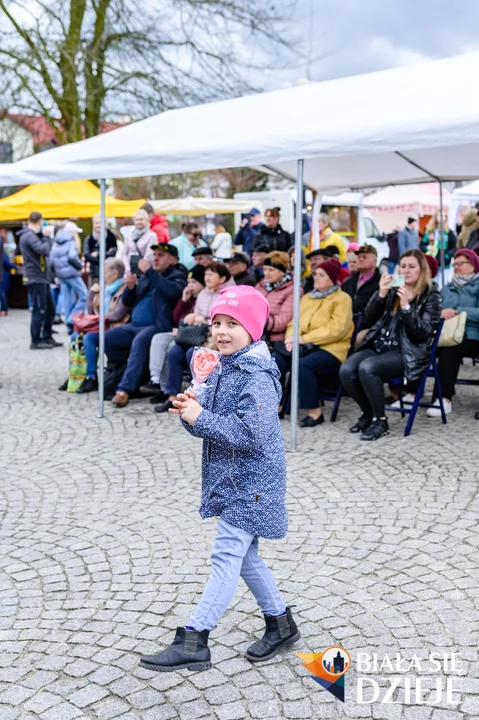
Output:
[182,341,287,540]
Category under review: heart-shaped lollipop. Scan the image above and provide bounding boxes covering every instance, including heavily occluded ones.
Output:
[192,348,220,385]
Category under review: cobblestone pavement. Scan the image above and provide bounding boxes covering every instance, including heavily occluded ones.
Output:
[1,310,478,720]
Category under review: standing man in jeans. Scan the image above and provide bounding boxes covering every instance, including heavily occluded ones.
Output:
[18,212,62,350]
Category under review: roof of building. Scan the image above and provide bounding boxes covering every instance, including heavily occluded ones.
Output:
[3,113,126,147]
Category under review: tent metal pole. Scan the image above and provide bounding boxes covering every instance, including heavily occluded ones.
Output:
[439,181,445,287]
[290,159,304,452]
[97,179,106,419]
[311,192,322,250]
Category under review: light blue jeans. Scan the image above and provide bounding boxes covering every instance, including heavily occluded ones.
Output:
[61,276,88,326]
[188,518,286,631]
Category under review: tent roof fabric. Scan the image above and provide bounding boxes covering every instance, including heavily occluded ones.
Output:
[0,180,143,220]
[364,183,452,211]
[452,180,479,200]
[4,51,479,190]
[150,197,254,216]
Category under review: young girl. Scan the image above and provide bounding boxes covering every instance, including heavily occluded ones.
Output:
[140,285,300,672]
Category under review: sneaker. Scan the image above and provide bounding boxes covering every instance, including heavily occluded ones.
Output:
[43,337,63,347]
[389,393,415,408]
[77,377,98,394]
[361,418,389,441]
[140,381,164,397]
[31,341,54,350]
[349,413,372,434]
[427,399,452,418]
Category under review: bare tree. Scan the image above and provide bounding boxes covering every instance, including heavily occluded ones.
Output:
[0,0,299,143]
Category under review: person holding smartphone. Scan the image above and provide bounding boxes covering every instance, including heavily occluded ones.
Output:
[339,249,441,441]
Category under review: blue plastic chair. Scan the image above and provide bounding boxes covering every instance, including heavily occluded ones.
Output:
[388,318,446,436]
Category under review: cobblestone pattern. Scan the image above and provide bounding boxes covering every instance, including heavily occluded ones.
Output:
[0,311,478,719]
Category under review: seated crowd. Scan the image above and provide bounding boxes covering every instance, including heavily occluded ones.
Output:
[60,206,479,439]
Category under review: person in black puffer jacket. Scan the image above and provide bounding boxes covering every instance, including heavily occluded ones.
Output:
[253,207,291,253]
[340,249,441,441]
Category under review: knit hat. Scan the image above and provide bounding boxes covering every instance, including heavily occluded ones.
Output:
[347,242,360,252]
[318,259,341,285]
[424,254,438,279]
[189,264,206,285]
[408,217,417,225]
[454,248,479,273]
[211,285,270,342]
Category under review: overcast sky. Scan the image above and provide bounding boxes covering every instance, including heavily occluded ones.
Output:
[256,0,479,89]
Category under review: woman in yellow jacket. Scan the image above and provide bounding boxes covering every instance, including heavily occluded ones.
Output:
[274,259,353,427]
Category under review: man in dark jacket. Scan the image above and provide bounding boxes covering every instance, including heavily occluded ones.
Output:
[18,211,62,349]
[342,244,381,328]
[225,252,256,286]
[83,214,118,282]
[106,243,186,407]
[233,208,264,257]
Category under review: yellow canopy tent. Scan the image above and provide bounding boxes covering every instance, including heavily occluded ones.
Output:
[0,179,144,220]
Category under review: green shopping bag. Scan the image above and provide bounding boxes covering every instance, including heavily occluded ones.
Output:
[67,334,87,392]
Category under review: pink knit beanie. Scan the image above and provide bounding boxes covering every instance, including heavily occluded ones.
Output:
[211,285,270,342]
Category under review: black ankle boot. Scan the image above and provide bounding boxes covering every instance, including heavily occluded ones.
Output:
[140,628,211,672]
[246,607,300,662]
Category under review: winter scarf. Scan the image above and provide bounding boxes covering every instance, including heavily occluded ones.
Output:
[104,277,124,313]
[264,271,292,292]
[450,272,479,290]
[309,284,340,300]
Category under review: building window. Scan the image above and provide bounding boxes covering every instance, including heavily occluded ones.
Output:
[0,143,13,163]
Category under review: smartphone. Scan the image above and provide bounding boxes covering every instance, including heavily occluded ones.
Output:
[388,274,405,288]
[130,254,143,277]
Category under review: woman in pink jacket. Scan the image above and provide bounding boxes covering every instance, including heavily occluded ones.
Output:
[256,251,302,350]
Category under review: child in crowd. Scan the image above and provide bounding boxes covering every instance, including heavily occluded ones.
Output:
[140,285,300,672]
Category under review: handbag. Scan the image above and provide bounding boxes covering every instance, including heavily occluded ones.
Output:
[175,320,209,348]
[273,340,318,359]
[438,311,467,347]
[73,313,109,334]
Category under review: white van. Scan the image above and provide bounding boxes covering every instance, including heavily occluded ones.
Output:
[233,189,389,268]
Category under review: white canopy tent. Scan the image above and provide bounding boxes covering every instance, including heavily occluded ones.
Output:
[4,50,479,446]
[449,180,479,230]
[5,50,479,189]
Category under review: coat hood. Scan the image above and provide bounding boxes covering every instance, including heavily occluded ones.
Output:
[17,226,39,239]
[151,214,168,228]
[54,230,74,245]
[225,341,282,401]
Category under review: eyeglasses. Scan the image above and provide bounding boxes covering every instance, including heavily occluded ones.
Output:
[452,260,472,268]
[191,233,202,238]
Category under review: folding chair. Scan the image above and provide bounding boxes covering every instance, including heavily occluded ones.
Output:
[388,318,446,436]
[329,314,362,422]
[456,354,479,386]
